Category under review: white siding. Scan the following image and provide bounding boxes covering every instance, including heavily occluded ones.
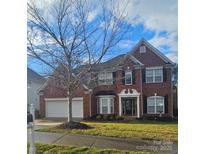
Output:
[27,82,42,110]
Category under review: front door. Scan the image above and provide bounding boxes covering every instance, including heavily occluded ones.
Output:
[122,98,137,116]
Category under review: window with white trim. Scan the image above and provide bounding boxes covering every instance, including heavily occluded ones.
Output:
[140,46,146,53]
[98,72,113,85]
[146,68,163,83]
[101,99,108,113]
[125,70,132,85]
[97,97,114,114]
[147,96,164,114]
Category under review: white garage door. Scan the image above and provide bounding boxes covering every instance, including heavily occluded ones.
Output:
[45,98,83,118]
[72,100,84,118]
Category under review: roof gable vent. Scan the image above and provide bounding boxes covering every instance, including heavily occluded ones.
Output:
[139,45,146,53]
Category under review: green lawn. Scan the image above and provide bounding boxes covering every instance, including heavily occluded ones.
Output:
[39,120,178,142]
[28,143,150,154]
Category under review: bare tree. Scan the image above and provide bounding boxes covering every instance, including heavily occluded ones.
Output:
[27,0,130,122]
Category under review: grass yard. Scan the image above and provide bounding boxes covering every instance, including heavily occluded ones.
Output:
[28,143,150,154]
[39,120,178,142]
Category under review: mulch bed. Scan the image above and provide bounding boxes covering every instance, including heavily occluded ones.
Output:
[56,121,92,129]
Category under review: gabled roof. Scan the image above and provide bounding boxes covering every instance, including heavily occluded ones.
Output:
[27,67,45,84]
[85,54,143,72]
[130,38,174,64]
[37,72,90,93]
[37,38,174,91]
[127,54,144,65]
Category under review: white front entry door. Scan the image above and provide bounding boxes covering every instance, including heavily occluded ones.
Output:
[45,98,83,118]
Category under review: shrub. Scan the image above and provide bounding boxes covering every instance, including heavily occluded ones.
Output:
[96,114,102,120]
[115,115,124,121]
[107,114,114,121]
[90,114,124,121]
[89,114,97,120]
[142,116,177,122]
[103,114,109,120]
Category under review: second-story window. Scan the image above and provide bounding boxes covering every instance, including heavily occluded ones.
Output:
[146,67,163,83]
[98,72,113,85]
[125,70,132,85]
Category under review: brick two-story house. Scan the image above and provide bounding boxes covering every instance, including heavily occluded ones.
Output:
[39,39,175,119]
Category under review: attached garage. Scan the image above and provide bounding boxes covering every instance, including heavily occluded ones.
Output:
[45,98,83,118]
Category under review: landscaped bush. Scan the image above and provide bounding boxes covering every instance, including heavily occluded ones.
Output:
[115,115,124,121]
[142,116,177,122]
[95,114,103,120]
[103,114,109,120]
[107,114,114,121]
[89,114,124,121]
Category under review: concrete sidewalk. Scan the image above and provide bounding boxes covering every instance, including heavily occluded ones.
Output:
[28,131,178,154]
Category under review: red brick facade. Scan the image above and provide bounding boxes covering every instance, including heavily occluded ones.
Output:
[39,84,91,118]
[39,39,174,118]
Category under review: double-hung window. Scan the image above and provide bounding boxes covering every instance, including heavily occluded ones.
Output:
[101,98,109,114]
[97,97,114,114]
[146,67,163,83]
[147,96,164,114]
[98,72,113,85]
[125,70,132,85]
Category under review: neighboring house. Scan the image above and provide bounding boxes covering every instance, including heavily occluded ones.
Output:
[39,39,175,119]
[27,67,45,111]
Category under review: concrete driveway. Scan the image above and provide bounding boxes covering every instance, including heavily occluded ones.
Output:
[33,119,64,130]
[28,131,178,154]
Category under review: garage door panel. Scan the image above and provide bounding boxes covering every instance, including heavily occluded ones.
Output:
[72,100,83,118]
[45,98,83,118]
[46,100,68,118]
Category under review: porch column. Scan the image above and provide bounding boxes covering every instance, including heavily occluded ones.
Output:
[119,96,122,116]
[137,96,140,118]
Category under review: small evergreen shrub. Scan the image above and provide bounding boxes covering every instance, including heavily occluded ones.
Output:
[90,114,124,121]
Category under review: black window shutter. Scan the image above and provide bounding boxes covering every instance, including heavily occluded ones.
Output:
[164,95,168,114]
[132,70,136,84]
[122,70,125,85]
[142,69,146,83]
[163,68,167,82]
[143,96,147,114]
[113,72,116,84]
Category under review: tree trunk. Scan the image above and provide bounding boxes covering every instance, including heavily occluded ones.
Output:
[68,96,72,122]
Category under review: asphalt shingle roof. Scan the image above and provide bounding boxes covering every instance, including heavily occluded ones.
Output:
[27,67,45,84]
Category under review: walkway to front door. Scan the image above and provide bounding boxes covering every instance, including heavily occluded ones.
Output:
[122,98,137,116]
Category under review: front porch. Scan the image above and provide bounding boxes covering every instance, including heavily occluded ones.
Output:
[118,89,140,118]
[121,98,137,116]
